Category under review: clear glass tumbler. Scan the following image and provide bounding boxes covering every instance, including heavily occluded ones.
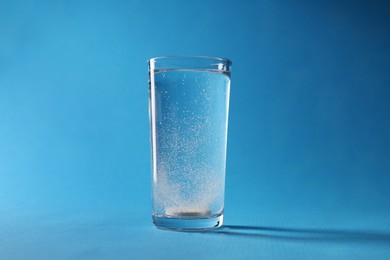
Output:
[148,56,232,230]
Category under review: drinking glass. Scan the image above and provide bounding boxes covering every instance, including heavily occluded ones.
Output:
[148,56,232,230]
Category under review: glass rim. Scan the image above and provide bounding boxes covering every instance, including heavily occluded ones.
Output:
[148,55,232,65]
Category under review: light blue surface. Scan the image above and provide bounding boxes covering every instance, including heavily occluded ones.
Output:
[1,0,390,259]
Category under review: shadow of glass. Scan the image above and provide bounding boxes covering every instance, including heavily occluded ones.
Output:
[197,225,390,244]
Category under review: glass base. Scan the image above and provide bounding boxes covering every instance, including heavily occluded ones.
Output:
[152,213,223,231]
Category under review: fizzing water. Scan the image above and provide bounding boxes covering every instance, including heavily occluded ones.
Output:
[150,69,230,220]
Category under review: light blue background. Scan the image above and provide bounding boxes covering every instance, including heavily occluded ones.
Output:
[1,0,389,259]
